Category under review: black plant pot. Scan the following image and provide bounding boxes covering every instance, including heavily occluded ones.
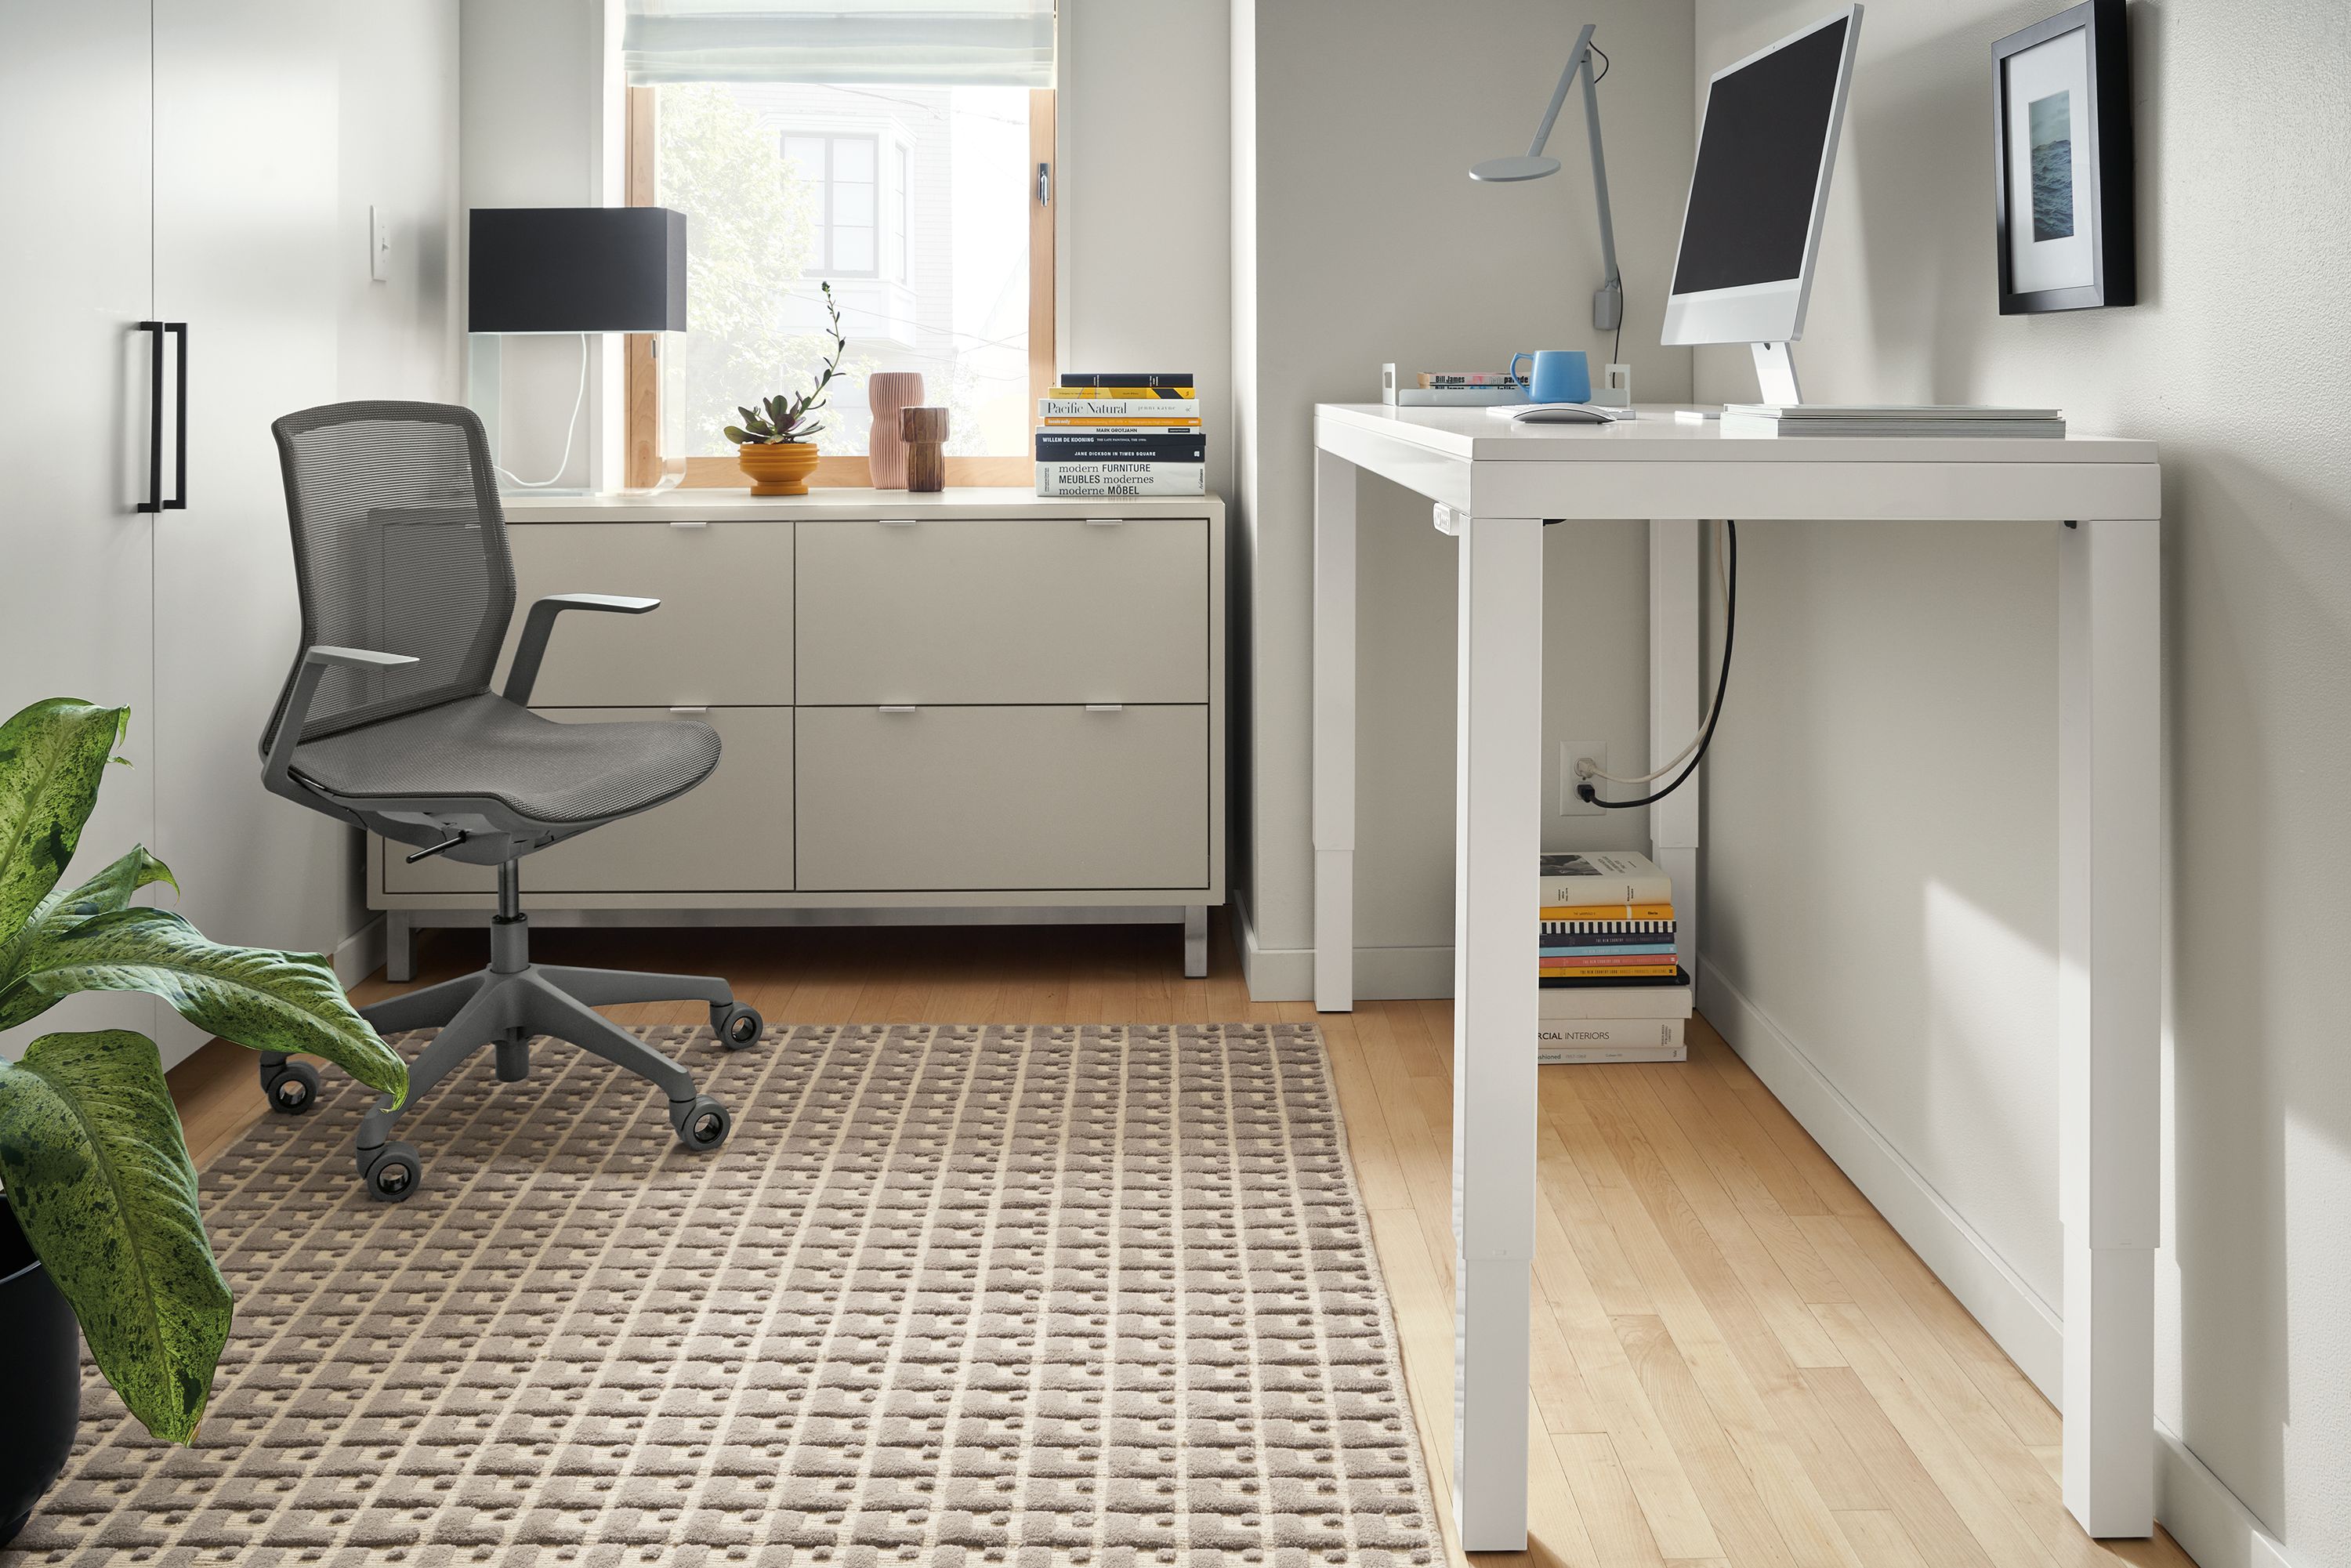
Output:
[0,1200,81,1548]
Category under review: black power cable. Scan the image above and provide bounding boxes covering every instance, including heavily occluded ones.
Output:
[1576,519,1737,810]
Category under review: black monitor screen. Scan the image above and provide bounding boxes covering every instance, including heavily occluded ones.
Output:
[1672,16,1849,295]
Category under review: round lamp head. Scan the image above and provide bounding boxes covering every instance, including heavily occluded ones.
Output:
[1469,154,1561,183]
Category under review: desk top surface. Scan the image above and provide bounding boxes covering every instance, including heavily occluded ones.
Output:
[1317,404,2159,465]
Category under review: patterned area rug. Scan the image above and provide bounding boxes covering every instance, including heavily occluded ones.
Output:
[16,1023,1440,1566]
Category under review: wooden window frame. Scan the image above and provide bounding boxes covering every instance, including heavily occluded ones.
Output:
[625,84,1054,491]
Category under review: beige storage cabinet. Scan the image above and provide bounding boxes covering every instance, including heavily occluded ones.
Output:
[795,704,1208,891]
[368,489,1226,980]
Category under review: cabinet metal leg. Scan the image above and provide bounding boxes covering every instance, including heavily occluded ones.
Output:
[385,912,416,983]
[1182,906,1208,978]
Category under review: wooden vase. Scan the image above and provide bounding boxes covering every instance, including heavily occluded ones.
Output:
[900,406,948,493]
[866,371,926,488]
[737,442,820,496]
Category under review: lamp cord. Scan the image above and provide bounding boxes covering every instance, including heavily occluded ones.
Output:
[497,332,588,489]
[1576,520,1737,810]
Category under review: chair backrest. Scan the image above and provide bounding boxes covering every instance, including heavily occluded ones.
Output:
[262,401,516,757]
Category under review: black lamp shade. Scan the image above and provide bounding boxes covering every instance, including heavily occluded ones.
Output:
[469,207,687,333]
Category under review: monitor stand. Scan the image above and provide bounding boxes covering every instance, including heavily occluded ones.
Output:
[1751,342,1802,406]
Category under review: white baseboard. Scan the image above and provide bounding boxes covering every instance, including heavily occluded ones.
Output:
[1233,893,1454,1002]
[1701,957,2301,1566]
[333,915,386,990]
[1696,961,2063,1398]
[2158,1424,2295,1568]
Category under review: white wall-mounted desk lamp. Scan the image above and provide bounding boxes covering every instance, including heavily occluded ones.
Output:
[1470,23,1621,339]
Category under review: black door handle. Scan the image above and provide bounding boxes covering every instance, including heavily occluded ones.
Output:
[136,321,165,513]
[165,322,187,510]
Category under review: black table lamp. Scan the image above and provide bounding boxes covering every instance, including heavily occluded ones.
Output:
[466,206,688,491]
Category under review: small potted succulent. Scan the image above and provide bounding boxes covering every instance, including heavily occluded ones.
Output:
[0,699,406,1544]
[726,281,846,496]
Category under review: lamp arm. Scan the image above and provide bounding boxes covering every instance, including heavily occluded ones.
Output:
[1580,45,1620,294]
[1524,22,1596,158]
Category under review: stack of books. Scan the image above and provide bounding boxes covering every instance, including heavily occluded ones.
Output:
[1538,849,1694,1064]
[1036,373,1205,496]
[1720,404,2067,439]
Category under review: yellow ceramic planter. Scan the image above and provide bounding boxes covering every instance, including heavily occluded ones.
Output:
[737,442,820,496]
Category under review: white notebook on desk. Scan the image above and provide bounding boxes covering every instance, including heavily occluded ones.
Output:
[1486,403,1639,425]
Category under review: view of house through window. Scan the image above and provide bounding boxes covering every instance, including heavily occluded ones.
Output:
[652,82,1032,462]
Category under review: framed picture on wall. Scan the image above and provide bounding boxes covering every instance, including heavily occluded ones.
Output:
[1992,0,2135,313]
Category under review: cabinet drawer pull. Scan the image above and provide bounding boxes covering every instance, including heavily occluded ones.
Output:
[668,705,709,715]
[668,517,709,529]
[878,704,918,714]
[1084,703,1125,712]
[879,518,918,527]
[1084,516,1125,527]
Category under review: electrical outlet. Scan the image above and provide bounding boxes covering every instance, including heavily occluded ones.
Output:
[1559,740,1607,816]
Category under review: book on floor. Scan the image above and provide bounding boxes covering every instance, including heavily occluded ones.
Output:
[1541,980,1694,1019]
[1541,849,1672,906]
[1541,1041,1688,1066]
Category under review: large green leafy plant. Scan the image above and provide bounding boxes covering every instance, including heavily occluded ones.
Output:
[0,700,406,1443]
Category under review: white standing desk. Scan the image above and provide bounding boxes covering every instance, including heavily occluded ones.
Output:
[1310,404,2162,1548]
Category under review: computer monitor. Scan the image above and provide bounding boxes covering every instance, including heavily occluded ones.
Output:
[1661,6,1863,404]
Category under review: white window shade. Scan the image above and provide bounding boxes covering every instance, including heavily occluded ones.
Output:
[624,1,1055,88]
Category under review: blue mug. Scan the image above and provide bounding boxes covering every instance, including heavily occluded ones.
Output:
[1510,349,1590,404]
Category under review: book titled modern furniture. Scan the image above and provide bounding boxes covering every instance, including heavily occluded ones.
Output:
[1310,402,2161,1546]
[370,487,1226,983]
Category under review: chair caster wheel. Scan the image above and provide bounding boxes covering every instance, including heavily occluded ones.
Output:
[672,1095,730,1150]
[359,1142,423,1201]
[712,1002,763,1050]
[262,1059,321,1114]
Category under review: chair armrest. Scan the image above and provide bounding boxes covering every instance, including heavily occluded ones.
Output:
[263,645,422,793]
[503,594,663,706]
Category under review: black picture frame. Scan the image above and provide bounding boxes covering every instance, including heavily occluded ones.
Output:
[1992,0,2135,313]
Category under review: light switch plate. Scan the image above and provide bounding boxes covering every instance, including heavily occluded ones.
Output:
[1559,740,1607,816]
[368,204,392,282]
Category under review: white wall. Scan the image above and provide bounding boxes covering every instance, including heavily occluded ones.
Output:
[458,0,621,489]
[1230,0,1696,999]
[1059,1,1233,506]
[1690,2,2351,1563]
[339,5,463,406]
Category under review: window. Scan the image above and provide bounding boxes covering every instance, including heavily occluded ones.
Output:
[625,83,1054,488]
[781,132,880,277]
[891,143,911,284]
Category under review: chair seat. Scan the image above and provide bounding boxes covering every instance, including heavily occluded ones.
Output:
[291,693,721,827]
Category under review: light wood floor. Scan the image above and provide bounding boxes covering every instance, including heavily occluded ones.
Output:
[168,917,2194,1568]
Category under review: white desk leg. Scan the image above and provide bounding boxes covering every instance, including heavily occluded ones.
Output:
[1451,512,1543,1552]
[2056,516,2161,1537]
[1648,520,1702,977]
[1313,447,1360,1012]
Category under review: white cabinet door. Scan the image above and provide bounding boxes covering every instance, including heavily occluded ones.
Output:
[150,1,342,984]
[0,2,161,1051]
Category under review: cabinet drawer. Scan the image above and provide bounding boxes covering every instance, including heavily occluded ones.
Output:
[383,707,792,894]
[795,705,1208,891]
[500,522,792,706]
[795,516,1208,704]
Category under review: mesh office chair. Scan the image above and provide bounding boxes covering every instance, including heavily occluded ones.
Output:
[258,400,764,1201]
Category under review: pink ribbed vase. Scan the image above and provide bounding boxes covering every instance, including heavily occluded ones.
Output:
[866,372,926,488]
